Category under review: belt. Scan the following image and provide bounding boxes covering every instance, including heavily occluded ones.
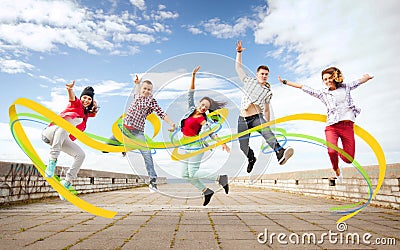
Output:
[239,113,262,121]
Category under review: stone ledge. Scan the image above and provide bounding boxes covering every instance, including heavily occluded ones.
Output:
[231,163,400,210]
[0,161,166,205]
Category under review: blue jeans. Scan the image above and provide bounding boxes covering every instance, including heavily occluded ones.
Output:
[237,114,280,160]
[110,129,157,180]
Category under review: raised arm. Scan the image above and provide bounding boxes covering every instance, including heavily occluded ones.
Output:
[133,74,140,94]
[358,74,374,84]
[65,80,76,101]
[278,76,303,89]
[190,66,201,90]
[235,40,246,81]
[162,115,176,132]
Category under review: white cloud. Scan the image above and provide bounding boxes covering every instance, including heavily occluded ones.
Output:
[113,32,155,44]
[38,80,130,113]
[0,58,34,73]
[152,22,171,34]
[184,4,267,39]
[136,24,155,33]
[186,25,204,35]
[0,0,179,72]
[255,0,400,76]
[200,17,256,39]
[92,80,130,96]
[130,0,146,11]
[153,10,179,21]
[253,0,400,166]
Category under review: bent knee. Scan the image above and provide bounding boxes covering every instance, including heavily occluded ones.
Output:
[342,158,353,164]
[77,151,85,160]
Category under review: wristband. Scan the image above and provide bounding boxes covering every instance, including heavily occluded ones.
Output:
[283,80,287,85]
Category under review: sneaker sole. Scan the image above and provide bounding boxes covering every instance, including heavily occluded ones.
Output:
[59,181,71,200]
[45,168,55,178]
[336,165,343,182]
[218,175,228,187]
[223,185,229,194]
[279,147,294,165]
[45,172,54,178]
[247,158,256,173]
[203,193,214,206]
[149,185,158,193]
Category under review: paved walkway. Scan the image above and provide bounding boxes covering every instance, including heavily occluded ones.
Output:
[0,183,399,249]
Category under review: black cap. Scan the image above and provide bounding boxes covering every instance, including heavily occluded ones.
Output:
[80,86,94,99]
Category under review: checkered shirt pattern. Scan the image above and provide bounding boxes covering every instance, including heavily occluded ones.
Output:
[240,76,272,111]
[124,93,166,131]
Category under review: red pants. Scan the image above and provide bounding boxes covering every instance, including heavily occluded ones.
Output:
[325,121,355,171]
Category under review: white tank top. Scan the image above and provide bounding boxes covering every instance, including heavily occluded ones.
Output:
[331,88,355,122]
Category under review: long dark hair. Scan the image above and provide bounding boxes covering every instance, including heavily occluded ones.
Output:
[83,103,95,115]
[200,96,227,122]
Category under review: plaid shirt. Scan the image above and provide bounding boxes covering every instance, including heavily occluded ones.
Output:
[301,80,362,126]
[240,76,272,112]
[124,93,166,131]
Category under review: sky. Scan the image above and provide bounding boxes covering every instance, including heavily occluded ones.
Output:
[1,0,399,182]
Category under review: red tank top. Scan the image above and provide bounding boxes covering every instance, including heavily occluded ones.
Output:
[182,115,205,136]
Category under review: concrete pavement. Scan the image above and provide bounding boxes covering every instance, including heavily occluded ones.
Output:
[0,183,399,249]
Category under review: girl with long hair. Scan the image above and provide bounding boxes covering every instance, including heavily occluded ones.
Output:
[179,66,230,206]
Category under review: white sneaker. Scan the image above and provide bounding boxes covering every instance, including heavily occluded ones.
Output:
[59,180,71,200]
[149,178,158,193]
[336,165,343,183]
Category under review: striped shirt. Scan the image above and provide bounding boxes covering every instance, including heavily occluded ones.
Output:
[124,93,166,131]
[301,80,362,126]
[240,76,272,112]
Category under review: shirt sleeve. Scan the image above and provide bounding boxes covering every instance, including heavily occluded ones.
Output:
[69,96,81,107]
[344,80,362,91]
[242,76,251,88]
[301,85,323,99]
[264,86,272,103]
[151,98,167,119]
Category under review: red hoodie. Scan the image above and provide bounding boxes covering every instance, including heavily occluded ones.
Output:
[52,97,96,141]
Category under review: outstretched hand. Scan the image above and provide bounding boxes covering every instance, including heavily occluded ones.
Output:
[192,65,200,75]
[66,80,75,90]
[134,74,140,85]
[221,143,230,153]
[360,74,374,83]
[236,40,246,53]
[168,123,176,132]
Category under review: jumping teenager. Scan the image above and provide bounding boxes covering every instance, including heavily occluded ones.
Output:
[278,66,373,180]
[42,81,98,199]
[179,66,230,206]
[236,40,294,173]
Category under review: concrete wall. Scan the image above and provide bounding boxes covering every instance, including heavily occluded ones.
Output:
[0,161,166,204]
[231,163,400,209]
